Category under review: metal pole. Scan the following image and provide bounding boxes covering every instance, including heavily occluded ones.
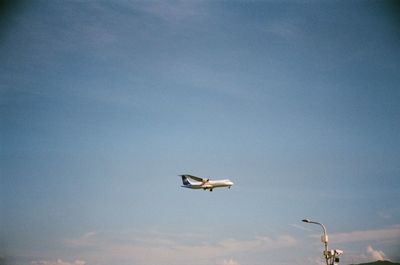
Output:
[302,219,330,265]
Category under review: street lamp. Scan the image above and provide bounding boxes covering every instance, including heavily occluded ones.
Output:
[302,219,343,265]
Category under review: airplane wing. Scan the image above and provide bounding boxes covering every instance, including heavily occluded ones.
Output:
[181,174,209,183]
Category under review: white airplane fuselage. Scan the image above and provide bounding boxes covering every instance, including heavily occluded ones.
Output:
[180,175,234,191]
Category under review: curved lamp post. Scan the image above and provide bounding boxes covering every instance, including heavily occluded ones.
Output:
[302,219,342,265]
[302,219,329,265]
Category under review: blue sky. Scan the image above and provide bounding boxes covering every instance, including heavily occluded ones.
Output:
[1,1,400,265]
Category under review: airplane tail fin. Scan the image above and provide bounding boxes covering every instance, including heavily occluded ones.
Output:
[181,175,191,186]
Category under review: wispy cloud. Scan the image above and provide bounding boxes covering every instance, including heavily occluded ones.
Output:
[64,231,97,247]
[62,227,399,265]
[329,225,400,244]
[31,260,86,265]
[63,230,297,265]
[290,223,313,232]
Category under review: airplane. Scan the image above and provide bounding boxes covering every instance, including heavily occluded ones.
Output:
[180,174,234,192]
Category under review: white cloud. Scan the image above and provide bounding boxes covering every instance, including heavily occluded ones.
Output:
[31,259,86,265]
[216,258,240,265]
[344,245,390,264]
[366,245,387,261]
[64,231,297,265]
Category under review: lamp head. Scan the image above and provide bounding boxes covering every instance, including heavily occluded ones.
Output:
[302,219,311,223]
